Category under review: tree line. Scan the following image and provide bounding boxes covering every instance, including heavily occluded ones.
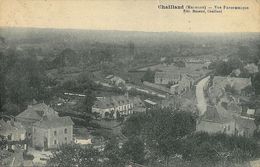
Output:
[46,109,259,167]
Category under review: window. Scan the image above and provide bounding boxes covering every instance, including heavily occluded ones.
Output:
[65,137,67,142]
[64,128,67,134]
[54,131,57,136]
[54,140,57,145]
[227,125,230,131]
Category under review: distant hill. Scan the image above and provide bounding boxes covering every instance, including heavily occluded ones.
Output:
[0,27,259,47]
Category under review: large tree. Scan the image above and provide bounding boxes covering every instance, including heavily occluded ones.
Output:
[83,89,96,113]
[252,72,260,95]
[121,112,148,137]
[142,68,155,83]
[121,136,145,164]
[104,138,125,167]
[122,109,196,166]
[144,110,196,166]
[181,132,259,167]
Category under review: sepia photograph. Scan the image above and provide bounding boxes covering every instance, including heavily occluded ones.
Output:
[0,0,260,166]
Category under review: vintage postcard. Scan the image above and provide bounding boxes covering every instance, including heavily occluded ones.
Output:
[0,0,259,167]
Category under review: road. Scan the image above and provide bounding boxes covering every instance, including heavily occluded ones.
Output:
[196,76,210,116]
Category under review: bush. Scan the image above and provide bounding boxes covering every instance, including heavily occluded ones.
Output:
[23,153,34,160]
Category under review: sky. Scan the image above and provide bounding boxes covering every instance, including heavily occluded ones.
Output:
[0,0,259,32]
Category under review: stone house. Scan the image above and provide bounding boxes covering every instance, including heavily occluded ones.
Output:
[32,115,74,149]
[92,95,135,119]
[196,106,236,135]
[210,76,251,97]
[196,106,257,137]
[110,76,126,86]
[154,72,181,85]
[234,116,257,137]
[0,119,26,150]
[132,97,146,113]
[16,103,58,138]
[15,103,74,149]
[170,75,194,95]
[106,75,126,87]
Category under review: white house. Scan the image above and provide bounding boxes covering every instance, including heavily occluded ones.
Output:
[92,95,135,119]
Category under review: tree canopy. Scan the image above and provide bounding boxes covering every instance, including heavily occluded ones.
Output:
[141,68,155,83]
[47,144,102,167]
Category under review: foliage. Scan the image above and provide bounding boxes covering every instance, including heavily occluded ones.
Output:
[47,144,102,167]
[61,72,98,93]
[142,68,155,83]
[82,89,97,113]
[252,72,260,95]
[2,102,20,116]
[181,132,259,167]
[23,153,34,160]
[174,61,186,68]
[144,109,196,165]
[121,136,145,164]
[213,58,243,77]
[3,56,51,108]
[104,138,125,167]
[122,109,196,166]
[121,112,148,137]
[0,135,11,164]
[122,110,259,167]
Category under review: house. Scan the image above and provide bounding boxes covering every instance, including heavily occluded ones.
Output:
[196,106,257,137]
[0,119,26,150]
[209,76,252,103]
[92,95,135,119]
[16,103,59,138]
[110,76,126,86]
[32,115,74,149]
[234,116,257,137]
[170,75,194,95]
[16,103,74,149]
[143,81,171,93]
[106,75,126,86]
[154,72,181,85]
[161,96,181,109]
[196,106,236,135]
[211,76,252,96]
[241,107,255,119]
[144,99,157,109]
[132,97,146,113]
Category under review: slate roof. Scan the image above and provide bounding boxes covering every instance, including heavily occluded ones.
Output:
[33,116,74,129]
[201,106,222,123]
[155,72,181,80]
[0,120,26,136]
[16,103,58,123]
[93,96,132,109]
[201,105,234,124]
